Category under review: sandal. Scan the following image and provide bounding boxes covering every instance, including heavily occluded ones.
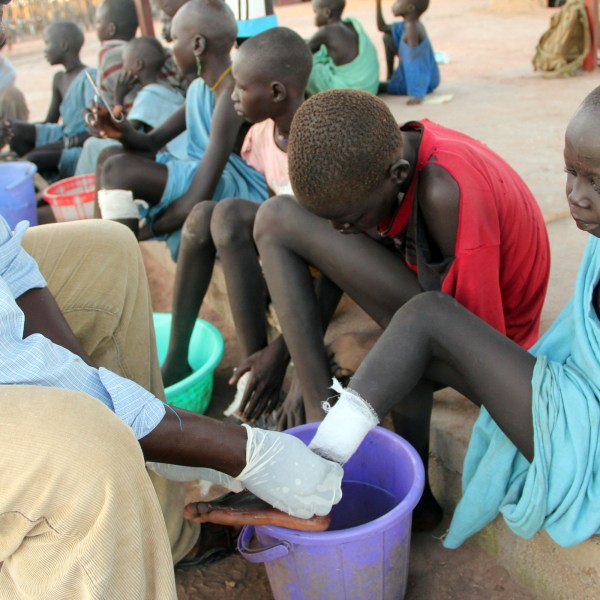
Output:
[176,522,240,569]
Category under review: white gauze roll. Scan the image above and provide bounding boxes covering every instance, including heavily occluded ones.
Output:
[97,189,141,220]
[308,378,380,465]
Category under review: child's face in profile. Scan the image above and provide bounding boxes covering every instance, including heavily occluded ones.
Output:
[95,4,112,42]
[564,109,600,238]
[231,54,274,124]
[312,0,330,27]
[170,13,198,76]
[43,27,62,65]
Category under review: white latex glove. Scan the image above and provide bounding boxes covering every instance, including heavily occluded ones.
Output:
[146,462,244,492]
[235,424,343,519]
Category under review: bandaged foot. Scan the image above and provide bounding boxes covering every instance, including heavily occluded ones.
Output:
[308,378,380,465]
[97,189,142,221]
[183,490,331,531]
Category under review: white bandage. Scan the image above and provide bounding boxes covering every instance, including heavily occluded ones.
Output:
[97,189,141,220]
[308,378,380,465]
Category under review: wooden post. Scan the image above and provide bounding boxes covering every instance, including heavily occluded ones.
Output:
[584,0,598,71]
[134,0,155,37]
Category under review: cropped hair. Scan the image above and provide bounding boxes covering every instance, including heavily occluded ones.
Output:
[47,21,85,53]
[102,0,139,39]
[126,36,166,73]
[239,27,312,91]
[415,0,430,16]
[321,0,346,19]
[181,0,237,52]
[289,90,402,212]
[579,85,600,113]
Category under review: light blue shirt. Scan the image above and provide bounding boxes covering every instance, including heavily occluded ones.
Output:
[0,216,166,439]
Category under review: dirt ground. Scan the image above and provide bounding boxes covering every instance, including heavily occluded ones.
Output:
[9,0,597,597]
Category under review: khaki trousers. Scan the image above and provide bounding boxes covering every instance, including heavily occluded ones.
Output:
[0,220,199,599]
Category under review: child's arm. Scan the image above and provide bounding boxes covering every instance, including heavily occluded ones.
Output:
[89,102,186,154]
[142,90,245,236]
[307,28,329,54]
[376,0,392,34]
[44,72,63,124]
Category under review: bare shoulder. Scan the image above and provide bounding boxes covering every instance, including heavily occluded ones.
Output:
[417,163,459,256]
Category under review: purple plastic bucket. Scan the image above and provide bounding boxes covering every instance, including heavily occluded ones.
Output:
[238,423,425,600]
[0,161,37,229]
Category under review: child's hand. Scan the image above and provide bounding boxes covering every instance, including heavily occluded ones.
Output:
[276,376,307,431]
[229,340,289,423]
[115,71,138,106]
[84,101,129,140]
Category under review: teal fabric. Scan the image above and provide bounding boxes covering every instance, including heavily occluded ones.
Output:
[306,18,379,96]
[445,234,600,549]
[35,67,96,145]
[153,78,267,260]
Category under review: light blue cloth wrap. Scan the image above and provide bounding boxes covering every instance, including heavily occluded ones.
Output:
[34,67,97,179]
[445,234,600,549]
[388,22,439,97]
[75,83,188,176]
[155,78,267,260]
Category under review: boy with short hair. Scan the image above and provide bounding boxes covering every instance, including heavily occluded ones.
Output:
[161,27,311,424]
[6,20,95,181]
[376,0,439,104]
[307,0,379,96]
[253,89,550,529]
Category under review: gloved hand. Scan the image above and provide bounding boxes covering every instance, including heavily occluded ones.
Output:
[235,424,343,519]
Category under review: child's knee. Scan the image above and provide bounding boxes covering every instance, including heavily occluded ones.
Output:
[253,194,296,246]
[100,154,136,189]
[181,201,215,245]
[211,197,252,248]
[396,291,452,326]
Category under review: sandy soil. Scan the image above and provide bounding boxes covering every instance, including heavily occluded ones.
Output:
[8,0,591,596]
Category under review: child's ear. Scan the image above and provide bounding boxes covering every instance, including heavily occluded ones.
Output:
[271,81,287,102]
[134,57,144,74]
[107,21,117,38]
[193,34,207,59]
[388,159,411,186]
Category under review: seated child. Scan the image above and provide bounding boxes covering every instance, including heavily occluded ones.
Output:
[306,0,379,96]
[90,0,267,259]
[95,0,187,112]
[253,89,550,529]
[376,0,439,104]
[309,85,600,549]
[75,36,188,176]
[161,27,311,426]
[6,21,95,181]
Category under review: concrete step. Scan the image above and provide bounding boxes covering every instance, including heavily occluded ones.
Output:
[140,216,598,599]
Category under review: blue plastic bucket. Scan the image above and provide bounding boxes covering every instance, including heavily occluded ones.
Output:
[0,161,37,229]
[238,424,425,600]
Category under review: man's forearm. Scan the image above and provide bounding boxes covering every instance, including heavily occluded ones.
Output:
[139,407,248,476]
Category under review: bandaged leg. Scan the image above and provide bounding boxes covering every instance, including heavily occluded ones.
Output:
[308,378,380,465]
[97,188,141,220]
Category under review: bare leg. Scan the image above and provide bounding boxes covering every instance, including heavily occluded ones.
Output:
[211,198,266,357]
[99,152,168,206]
[24,145,62,173]
[254,196,422,423]
[162,201,217,387]
[350,292,536,461]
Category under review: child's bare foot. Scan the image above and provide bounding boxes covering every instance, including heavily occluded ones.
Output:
[161,361,193,388]
[327,329,382,379]
[412,484,443,532]
[407,96,424,105]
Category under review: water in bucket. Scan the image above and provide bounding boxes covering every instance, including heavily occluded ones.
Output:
[238,424,425,600]
[0,162,37,229]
